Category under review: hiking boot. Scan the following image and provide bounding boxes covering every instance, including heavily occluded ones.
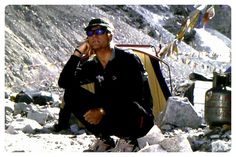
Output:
[106,138,135,152]
[102,136,116,148]
[52,123,69,132]
[129,139,140,152]
[84,137,116,152]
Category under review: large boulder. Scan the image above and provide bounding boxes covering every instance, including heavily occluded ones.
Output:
[157,96,202,128]
[160,134,193,152]
[27,110,49,125]
[14,102,34,115]
[6,118,42,134]
[137,125,165,149]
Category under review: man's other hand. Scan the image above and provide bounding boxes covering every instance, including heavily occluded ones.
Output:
[83,108,105,125]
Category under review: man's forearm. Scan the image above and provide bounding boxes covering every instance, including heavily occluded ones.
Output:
[58,55,81,88]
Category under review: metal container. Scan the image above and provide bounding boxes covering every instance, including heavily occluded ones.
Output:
[204,72,231,126]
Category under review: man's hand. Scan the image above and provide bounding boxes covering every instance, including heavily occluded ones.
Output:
[73,41,94,57]
[83,108,105,125]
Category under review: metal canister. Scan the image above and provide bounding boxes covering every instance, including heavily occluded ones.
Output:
[204,72,231,126]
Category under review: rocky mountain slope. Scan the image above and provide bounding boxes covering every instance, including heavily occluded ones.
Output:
[5,5,231,94]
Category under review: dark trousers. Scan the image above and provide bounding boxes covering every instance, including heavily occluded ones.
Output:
[58,87,154,139]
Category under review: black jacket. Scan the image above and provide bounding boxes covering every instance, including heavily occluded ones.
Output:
[58,47,153,119]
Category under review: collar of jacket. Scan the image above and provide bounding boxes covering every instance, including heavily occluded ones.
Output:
[93,48,116,63]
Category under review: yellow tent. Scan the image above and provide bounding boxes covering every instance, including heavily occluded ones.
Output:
[116,44,172,117]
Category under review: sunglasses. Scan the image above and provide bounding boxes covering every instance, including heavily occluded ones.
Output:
[86,28,107,37]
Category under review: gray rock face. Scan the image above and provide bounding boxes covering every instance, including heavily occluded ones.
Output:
[137,125,165,149]
[137,125,193,152]
[139,144,166,152]
[160,134,193,152]
[211,140,231,152]
[27,110,48,125]
[14,102,33,115]
[5,5,230,95]
[157,96,202,128]
[4,95,231,152]
[6,118,43,134]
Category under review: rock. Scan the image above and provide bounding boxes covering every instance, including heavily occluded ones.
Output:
[40,107,60,121]
[14,90,58,106]
[5,99,15,114]
[27,110,49,125]
[160,134,193,152]
[160,124,174,132]
[137,125,165,149]
[14,102,34,115]
[210,134,220,139]
[211,140,231,152]
[221,130,231,139]
[6,118,43,134]
[32,91,54,105]
[5,115,14,127]
[5,91,10,99]
[138,144,167,152]
[23,124,39,133]
[157,96,202,128]
[15,91,33,104]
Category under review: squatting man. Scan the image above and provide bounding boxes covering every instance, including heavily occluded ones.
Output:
[55,18,154,147]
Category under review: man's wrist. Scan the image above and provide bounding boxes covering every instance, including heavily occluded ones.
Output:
[99,108,106,115]
[73,49,83,57]
[75,48,82,54]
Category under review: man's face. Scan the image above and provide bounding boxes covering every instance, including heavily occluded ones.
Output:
[86,26,112,50]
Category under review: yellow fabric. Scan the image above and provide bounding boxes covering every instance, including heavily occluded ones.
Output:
[81,83,95,94]
[133,51,167,117]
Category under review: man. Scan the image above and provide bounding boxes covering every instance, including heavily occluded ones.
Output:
[55,18,154,146]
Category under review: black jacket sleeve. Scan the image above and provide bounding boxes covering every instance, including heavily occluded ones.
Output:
[58,55,81,89]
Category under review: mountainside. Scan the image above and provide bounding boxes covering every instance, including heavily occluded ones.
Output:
[5,5,231,95]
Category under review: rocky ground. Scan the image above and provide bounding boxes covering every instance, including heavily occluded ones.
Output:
[4,92,231,152]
